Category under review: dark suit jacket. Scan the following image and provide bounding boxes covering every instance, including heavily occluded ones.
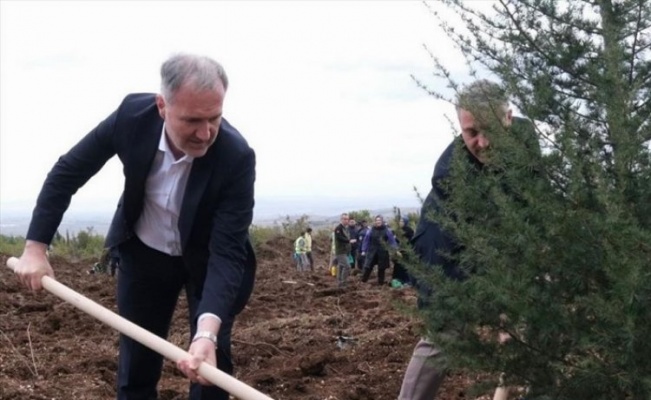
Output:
[412,116,541,308]
[26,93,256,321]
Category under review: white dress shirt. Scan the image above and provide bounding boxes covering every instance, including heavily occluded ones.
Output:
[134,125,193,256]
[133,126,221,328]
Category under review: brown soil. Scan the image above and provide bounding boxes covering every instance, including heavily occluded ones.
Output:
[0,236,485,400]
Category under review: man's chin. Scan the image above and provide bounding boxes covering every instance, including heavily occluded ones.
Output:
[471,151,487,164]
[184,147,209,158]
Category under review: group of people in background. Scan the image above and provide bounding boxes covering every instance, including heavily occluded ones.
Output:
[290,79,520,399]
[291,213,416,289]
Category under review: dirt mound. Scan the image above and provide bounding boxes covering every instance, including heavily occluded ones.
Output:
[0,240,481,400]
[254,235,293,261]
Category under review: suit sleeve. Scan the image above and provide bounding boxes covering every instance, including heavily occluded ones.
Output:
[197,148,256,321]
[412,176,465,282]
[27,110,119,244]
[334,226,348,243]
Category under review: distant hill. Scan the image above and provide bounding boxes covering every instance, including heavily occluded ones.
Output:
[0,206,422,237]
[0,209,114,237]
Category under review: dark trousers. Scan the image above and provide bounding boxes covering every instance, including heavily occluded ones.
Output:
[350,246,359,267]
[116,236,234,400]
[392,261,410,284]
[306,251,314,270]
[356,253,366,271]
[361,250,390,284]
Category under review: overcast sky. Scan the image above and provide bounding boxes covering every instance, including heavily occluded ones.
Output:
[0,1,484,221]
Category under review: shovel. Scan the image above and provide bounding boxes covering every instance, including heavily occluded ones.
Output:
[6,256,273,400]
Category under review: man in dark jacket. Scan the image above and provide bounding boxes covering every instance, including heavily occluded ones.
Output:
[13,54,256,400]
[348,218,360,268]
[334,213,355,288]
[392,217,415,286]
[352,219,369,274]
[360,215,398,285]
[398,79,537,399]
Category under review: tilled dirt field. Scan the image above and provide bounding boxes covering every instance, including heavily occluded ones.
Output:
[0,236,483,400]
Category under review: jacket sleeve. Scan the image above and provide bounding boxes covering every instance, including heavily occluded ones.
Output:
[197,148,256,322]
[27,108,121,244]
[412,176,465,282]
[334,225,348,243]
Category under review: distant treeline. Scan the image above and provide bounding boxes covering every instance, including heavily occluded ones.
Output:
[0,208,420,261]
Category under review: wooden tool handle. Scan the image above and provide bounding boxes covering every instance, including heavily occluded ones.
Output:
[7,256,273,400]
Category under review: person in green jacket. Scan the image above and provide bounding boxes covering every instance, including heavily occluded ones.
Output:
[294,231,309,272]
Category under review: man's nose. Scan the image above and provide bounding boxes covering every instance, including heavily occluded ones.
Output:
[196,122,212,140]
[477,134,490,149]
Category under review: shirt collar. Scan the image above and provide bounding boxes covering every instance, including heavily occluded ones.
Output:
[159,124,194,164]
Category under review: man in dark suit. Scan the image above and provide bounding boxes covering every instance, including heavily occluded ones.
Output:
[398,80,538,399]
[13,53,256,400]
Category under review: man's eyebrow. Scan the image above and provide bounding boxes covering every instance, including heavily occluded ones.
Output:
[181,113,222,122]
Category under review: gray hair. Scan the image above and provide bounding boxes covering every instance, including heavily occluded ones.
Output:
[160,53,229,103]
[456,79,509,116]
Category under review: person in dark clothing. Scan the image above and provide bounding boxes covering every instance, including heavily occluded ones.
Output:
[13,54,257,400]
[401,217,415,241]
[108,247,120,277]
[334,213,356,288]
[353,219,368,275]
[392,217,415,286]
[305,227,314,271]
[398,79,540,399]
[351,219,368,275]
[360,215,398,285]
[348,218,360,268]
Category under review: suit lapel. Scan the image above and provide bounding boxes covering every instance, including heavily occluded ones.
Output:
[124,113,162,223]
[130,120,162,185]
[179,139,224,250]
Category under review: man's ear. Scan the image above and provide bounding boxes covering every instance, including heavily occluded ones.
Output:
[155,94,166,120]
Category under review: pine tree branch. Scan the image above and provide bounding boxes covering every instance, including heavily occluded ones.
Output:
[635,41,651,54]
[497,0,598,88]
[556,99,608,126]
[628,1,644,85]
[499,327,549,359]
[525,0,602,35]
[634,92,651,109]
[633,70,651,91]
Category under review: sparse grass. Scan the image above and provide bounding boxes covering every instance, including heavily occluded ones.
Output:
[0,327,39,378]
[26,322,39,377]
[51,228,105,260]
[0,234,25,256]
[249,224,282,253]
[0,228,106,262]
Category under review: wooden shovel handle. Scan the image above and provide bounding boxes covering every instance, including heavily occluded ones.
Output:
[6,256,273,400]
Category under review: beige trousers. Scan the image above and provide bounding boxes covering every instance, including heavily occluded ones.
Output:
[398,338,445,400]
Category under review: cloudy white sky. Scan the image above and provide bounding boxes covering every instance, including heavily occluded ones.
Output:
[0,1,482,222]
